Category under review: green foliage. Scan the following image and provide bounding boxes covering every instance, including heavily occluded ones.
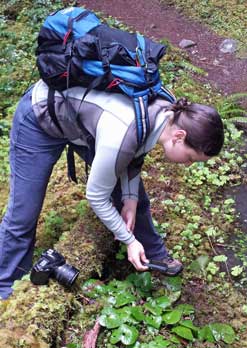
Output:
[0,0,63,114]
[1,2,247,347]
[79,273,236,347]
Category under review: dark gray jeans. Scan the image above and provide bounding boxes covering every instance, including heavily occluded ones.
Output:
[0,88,167,299]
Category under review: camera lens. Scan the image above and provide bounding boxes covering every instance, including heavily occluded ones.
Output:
[54,263,80,287]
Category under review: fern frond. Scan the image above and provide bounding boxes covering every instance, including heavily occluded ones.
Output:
[226,93,247,101]
[221,109,246,116]
[228,116,247,125]
[179,61,207,76]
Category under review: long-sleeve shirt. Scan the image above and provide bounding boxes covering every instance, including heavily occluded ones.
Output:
[32,79,173,244]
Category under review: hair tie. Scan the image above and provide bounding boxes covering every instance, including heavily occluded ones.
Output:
[170,97,190,113]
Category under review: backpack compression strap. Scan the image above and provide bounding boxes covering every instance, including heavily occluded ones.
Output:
[133,95,150,146]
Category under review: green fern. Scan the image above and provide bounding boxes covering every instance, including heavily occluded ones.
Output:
[179,60,207,76]
[228,116,247,127]
[217,93,247,120]
[225,93,247,102]
[221,108,246,116]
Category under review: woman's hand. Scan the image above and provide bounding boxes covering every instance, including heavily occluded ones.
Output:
[127,239,149,271]
[121,199,138,233]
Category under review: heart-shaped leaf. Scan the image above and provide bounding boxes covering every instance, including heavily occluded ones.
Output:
[155,296,171,310]
[209,323,235,344]
[163,310,182,325]
[145,315,163,329]
[99,307,123,328]
[131,306,145,321]
[115,292,136,307]
[110,324,139,345]
[171,326,194,341]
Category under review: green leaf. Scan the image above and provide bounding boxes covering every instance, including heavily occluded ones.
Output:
[231,265,243,277]
[145,300,163,315]
[115,292,136,307]
[155,296,171,310]
[145,315,163,329]
[198,325,215,342]
[117,306,135,324]
[140,335,171,347]
[169,334,181,344]
[131,306,145,321]
[127,272,152,293]
[163,310,182,325]
[175,304,195,315]
[213,255,228,262]
[180,320,199,332]
[209,323,235,344]
[189,255,209,273]
[99,307,123,328]
[81,279,106,298]
[66,344,79,348]
[162,276,182,292]
[110,324,139,345]
[153,335,171,347]
[171,326,194,341]
[168,291,181,304]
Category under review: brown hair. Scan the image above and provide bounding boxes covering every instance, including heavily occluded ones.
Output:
[169,98,224,156]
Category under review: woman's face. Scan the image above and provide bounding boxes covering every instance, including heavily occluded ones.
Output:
[164,140,210,166]
[160,128,210,166]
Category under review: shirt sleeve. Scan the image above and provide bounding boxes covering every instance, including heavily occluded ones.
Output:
[120,170,140,202]
[85,112,136,245]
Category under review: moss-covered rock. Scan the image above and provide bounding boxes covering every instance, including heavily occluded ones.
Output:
[0,207,116,348]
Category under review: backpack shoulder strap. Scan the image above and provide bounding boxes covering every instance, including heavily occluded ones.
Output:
[157,86,176,103]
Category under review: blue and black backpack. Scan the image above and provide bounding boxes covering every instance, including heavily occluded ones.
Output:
[36,6,176,148]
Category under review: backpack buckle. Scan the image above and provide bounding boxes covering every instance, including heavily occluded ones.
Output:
[101,48,110,70]
[136,46,147,68]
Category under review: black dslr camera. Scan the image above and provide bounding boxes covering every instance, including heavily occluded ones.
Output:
[30,249,79,287]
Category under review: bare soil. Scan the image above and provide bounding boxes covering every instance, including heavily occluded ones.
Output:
[79,0,247,102]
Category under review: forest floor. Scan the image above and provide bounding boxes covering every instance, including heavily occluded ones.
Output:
[1,1,247,347]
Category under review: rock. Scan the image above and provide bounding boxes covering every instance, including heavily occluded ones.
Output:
[213,59,220,66]
[223,69,230,76]
[219,39,238,53]
[179,39,197,49]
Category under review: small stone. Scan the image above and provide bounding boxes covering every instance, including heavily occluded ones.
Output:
[219,39,238,53]
[150,23,157,29]
[179,39,197,49]
[223,69,230,76]
[213,59,220,66]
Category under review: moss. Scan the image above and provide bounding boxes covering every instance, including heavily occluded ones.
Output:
[0,205,116,348]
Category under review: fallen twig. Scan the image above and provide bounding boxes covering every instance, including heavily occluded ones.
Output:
[83,318,101,348]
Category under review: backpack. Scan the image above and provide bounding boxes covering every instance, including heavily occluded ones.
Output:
[36,6,176,147]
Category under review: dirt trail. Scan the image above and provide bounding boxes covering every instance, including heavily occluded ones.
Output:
[80,0,247,100]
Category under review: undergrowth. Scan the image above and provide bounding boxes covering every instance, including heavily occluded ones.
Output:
[0,1,247,348]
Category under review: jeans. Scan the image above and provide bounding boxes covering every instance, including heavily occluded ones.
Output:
[0,88,167,299]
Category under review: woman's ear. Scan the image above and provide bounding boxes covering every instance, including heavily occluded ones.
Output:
[172,129,187,144]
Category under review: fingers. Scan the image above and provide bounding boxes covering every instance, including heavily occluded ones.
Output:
[140,251,149,265]
[127,240,149,271]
